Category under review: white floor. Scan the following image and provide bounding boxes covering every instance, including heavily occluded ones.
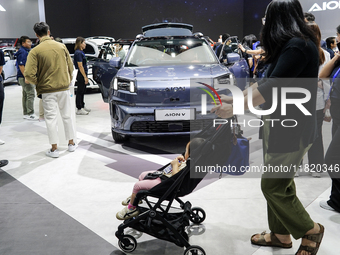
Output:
[0,84,339,255]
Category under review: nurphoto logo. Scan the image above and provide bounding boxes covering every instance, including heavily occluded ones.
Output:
[200,84,312,116]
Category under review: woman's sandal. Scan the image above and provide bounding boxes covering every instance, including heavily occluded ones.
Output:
[251,231,292,248]
[295,223,325,255]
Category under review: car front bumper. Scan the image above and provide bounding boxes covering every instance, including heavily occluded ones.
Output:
[110,103,217,137]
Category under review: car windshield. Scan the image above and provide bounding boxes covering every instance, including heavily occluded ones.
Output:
[125,38,217,67]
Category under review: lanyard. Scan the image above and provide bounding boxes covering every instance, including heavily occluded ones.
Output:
[332,66,340,84]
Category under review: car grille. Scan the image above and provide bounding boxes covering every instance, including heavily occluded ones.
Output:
[130,120,212,133]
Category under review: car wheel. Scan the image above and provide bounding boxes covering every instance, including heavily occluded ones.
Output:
[112,130,129,143]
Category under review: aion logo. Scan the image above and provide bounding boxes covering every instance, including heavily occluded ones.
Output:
[309,1,340,12]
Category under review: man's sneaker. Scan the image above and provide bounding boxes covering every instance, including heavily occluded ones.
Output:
[84,107,91,112]
[76,108,89,115]
[320,200,335,211]
[26,114,39,121]
[116,206,139,220]
[0,139,5,145]
[122,196,143,206]
[23,115,29,119]
[46,149,59,158]
[68,143,77,152]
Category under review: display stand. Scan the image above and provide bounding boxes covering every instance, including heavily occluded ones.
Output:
[57,70,78,146]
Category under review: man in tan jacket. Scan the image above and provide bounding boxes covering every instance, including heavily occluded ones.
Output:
[25,22,76,158]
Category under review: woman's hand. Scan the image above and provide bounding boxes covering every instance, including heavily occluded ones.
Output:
[85,77,89,85]
[211,103,233,118]
[238,44,245,52]
[219,94,233,104]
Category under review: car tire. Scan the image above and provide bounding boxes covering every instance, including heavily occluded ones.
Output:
[112,130,129,143]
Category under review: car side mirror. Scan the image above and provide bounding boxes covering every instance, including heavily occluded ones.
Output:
[225,53,240,65]
[109,57,121,68]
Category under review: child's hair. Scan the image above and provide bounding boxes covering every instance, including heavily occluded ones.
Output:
[188,137,206,155]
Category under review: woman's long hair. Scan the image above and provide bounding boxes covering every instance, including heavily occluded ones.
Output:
[260,0,318,63]
[308,22,325,66]
[242,34,257,49]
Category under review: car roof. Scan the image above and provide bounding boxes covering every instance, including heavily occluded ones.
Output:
[142,23,194,38]
[85,36,115,46]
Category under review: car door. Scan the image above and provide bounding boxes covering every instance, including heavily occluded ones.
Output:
[2,49,17,83]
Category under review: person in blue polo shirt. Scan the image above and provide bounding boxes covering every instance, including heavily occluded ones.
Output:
[15,36,38,120]
[74,36,90,115]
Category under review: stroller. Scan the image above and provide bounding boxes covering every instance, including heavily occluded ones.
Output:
[116,121,232,255]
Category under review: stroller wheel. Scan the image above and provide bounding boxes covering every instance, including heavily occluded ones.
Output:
[189,207,206,224]
[183,245,206,255]
[118,235,137,253]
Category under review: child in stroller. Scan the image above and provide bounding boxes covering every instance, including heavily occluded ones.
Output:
[115,122,232,254]
[116,137,206,221]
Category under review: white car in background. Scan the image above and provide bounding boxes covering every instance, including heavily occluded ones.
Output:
[62,38,100,91]
[86,37,129,60]
[1,47,17,84]
[86,36,115,49]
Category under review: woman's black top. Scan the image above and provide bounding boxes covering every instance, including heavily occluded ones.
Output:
[257,37,319,153]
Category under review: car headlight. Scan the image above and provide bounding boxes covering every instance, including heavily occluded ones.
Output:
[113,78,118,90]
[129,81,135,93]
[112,78,136,93]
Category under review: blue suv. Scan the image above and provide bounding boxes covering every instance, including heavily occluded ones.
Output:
[97,23,249,142]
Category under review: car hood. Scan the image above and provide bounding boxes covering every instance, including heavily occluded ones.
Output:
[117,64,230,80]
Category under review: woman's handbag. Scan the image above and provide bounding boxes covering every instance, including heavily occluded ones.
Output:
[221,116,250,177]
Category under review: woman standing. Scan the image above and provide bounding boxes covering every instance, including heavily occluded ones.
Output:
[238,34,258,79]
[74,37,90,115]
[212,1,324,254]
[304,22,331,178]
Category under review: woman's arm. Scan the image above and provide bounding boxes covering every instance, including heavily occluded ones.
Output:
[238,44,264,55]
[319,53,340,78]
